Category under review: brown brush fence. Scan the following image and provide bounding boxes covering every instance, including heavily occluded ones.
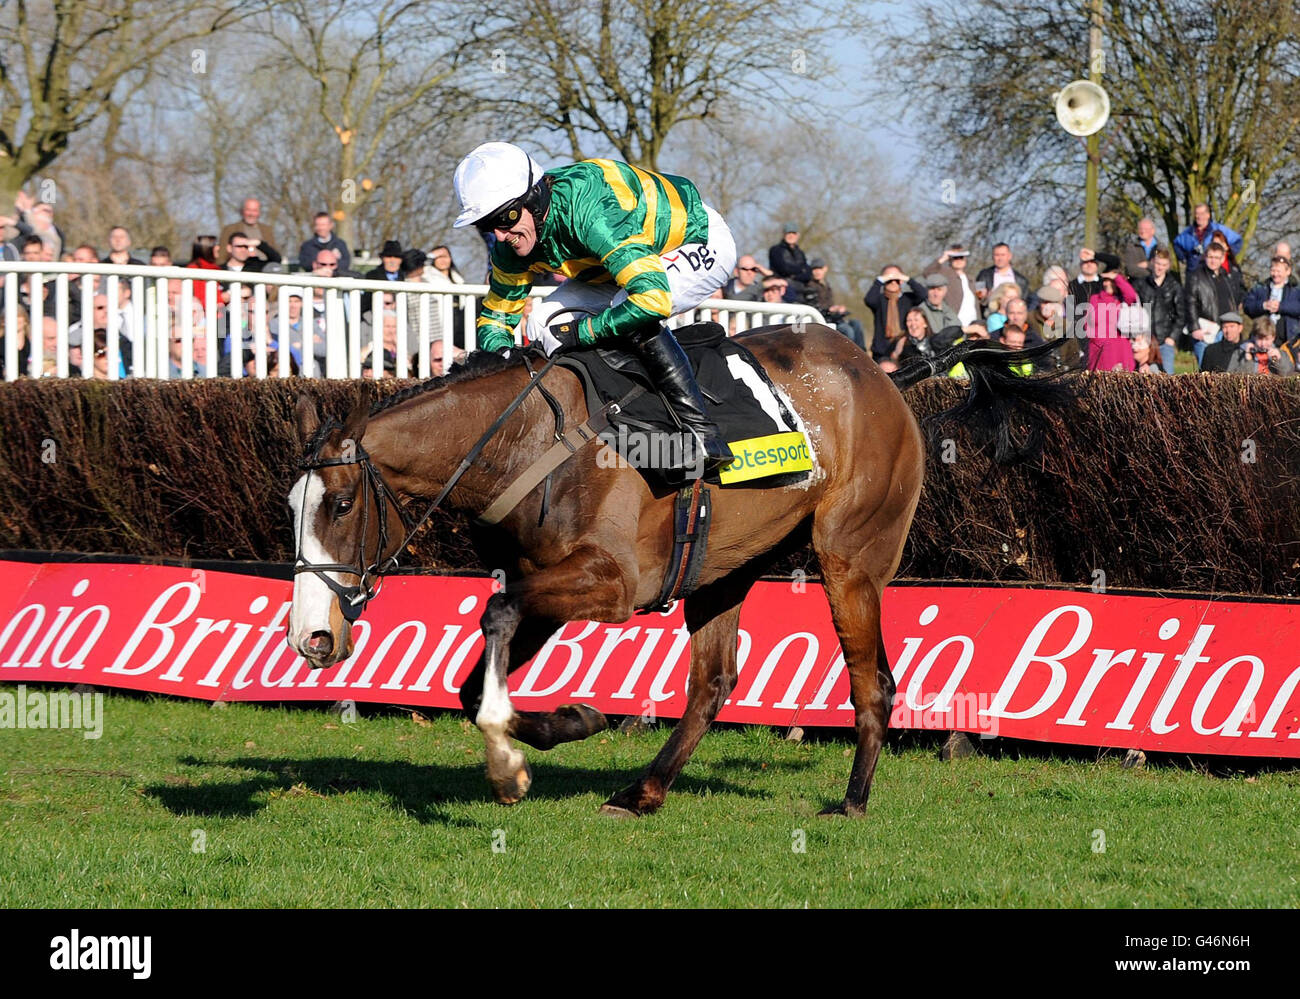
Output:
[0,373,1296,595]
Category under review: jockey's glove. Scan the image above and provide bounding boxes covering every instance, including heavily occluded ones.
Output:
[549,318,594,348]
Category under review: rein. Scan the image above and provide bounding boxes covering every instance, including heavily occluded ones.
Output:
[293,348,567,619]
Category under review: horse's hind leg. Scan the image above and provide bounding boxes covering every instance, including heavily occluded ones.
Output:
[600,576,752,817]
[813,496,916,817]
[820,572,891,817]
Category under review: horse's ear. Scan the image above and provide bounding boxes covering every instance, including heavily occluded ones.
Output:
[342,391,370,446]
[295,394,320,442]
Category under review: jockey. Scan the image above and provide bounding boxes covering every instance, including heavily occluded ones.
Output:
[452,141,736,472]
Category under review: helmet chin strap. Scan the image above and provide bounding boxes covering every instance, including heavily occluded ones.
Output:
[524,173,552,230]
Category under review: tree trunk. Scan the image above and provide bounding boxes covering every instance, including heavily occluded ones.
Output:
[0,164,28,215]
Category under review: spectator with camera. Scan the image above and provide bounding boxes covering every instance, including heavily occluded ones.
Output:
[824,303,865,350]
[863,265,926,363]
[1227,319,1296,376]
[922,244,980,325]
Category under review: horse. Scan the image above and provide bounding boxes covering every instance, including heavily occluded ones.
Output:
[287,323,1064,817]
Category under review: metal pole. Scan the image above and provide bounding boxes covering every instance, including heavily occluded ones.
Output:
[1084,0,1104,249]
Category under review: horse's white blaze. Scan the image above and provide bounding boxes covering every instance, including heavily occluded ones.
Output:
[288,472,342,650]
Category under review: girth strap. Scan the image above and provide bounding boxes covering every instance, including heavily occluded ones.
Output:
[648,478,712,612]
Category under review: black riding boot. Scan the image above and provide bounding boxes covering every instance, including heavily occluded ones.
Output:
[632,326,734,474]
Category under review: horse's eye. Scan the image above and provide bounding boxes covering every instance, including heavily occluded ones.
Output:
[334,498,353,516]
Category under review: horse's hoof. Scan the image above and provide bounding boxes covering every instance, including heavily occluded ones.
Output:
[558,703,608,738]
[598,803,640,819]
[490,760,532,805]
[817,802,867,818]
[602,776,666,816]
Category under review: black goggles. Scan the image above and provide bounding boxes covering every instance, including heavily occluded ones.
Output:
[474,199,525,234]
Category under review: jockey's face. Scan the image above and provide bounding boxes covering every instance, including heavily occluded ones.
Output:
[493,207,537,257]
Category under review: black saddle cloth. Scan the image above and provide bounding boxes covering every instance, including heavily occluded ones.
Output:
[554,322,809,488]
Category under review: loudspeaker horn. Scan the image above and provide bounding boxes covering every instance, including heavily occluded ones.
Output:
[1054,80,1110,137]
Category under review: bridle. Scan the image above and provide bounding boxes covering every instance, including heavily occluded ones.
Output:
[294,421,416,622]
[292,344,573,622]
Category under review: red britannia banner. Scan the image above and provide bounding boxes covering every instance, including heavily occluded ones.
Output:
[0,560,1296,757]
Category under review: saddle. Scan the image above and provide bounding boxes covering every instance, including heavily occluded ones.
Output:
[478,323,813,611]
[555,322,813,489]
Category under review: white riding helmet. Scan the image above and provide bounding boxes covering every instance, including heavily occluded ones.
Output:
[453,142,544,229]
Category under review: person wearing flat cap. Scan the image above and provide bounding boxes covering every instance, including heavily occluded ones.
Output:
[769,222,813,291]
[804,257,834,312]
[1026,284,1078,368]
[1199,311,1245,372]
[365,240,405,282]
[919,272,960,333]
[922,243,980,325]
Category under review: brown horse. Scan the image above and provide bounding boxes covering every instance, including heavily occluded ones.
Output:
[287,323,1060,816]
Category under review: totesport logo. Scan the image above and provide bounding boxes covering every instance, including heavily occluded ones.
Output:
[0,559,1297,758]
[717,431,813,484]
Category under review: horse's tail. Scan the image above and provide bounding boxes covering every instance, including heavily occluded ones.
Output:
[891,339,1077,464]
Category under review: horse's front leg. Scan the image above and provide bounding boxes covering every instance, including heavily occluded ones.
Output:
[477,592,532,804]
[474,545,637,805]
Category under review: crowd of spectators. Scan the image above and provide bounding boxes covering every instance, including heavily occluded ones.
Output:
[3,189,1297,381]
[0,193,472,379]
[724,205,1299,379]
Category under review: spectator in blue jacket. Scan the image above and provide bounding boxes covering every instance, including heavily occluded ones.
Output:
[1173,203,1242,273]
[1243,254,1300,349]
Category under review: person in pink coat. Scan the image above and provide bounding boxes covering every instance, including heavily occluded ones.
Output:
[1085,265,1138,371]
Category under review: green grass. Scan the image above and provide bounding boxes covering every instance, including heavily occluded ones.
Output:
[2,687,1297,908]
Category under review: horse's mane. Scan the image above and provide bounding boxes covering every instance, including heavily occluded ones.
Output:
[367,349,523,417]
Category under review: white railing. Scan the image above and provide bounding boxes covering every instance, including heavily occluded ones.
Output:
[0,262,823,380]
